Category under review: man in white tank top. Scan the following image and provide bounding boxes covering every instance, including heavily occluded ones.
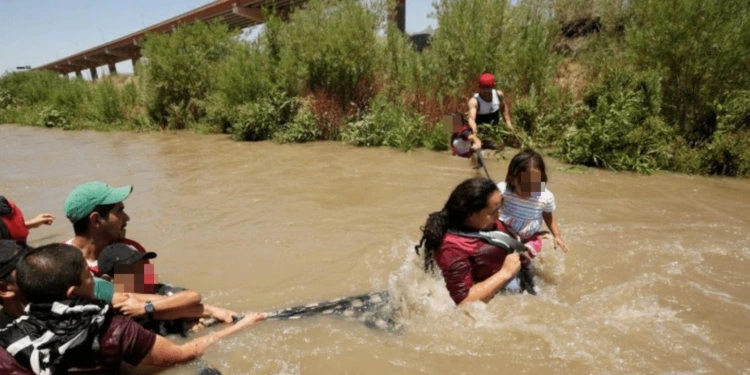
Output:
[467,73,515,140]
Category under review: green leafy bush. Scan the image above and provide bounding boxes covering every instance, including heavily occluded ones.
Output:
[559,69,673,173]
[231,91,295,141]
[341,94,427,151]
[87,77,123,124]
[627,0,750,143]
[37,107,69,129]
[0,88,13,109]
[273,101,321,144]
[421,124,451,152]
[273,0,382,106]
[139,21,238,127]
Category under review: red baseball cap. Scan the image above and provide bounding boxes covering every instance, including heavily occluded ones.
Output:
[478,73,495,87]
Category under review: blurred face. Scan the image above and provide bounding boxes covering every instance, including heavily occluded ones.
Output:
[112,260,156,293]
[478,85,493,101]
[515,167,543,197]
[97,202,130,242]
[465,191,502,231]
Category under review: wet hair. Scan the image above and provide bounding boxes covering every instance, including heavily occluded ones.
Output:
[72,203,116,235]
[504,148,548,193]
[415,177,498,272]
[16,243,85,304]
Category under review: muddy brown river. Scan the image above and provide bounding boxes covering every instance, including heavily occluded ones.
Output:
[1,124,749,374]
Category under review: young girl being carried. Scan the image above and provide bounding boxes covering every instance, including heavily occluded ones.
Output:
[498,149,569,267]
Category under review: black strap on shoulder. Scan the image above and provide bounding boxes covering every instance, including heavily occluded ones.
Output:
[447,229,527,253]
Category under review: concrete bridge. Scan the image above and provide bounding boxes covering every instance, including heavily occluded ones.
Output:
[35,0,407,79]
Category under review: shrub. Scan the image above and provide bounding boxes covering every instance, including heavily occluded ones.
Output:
[87,77,123,124]
[698,90,750,176]
[341,94,427,151]
[421,123,451,152]
[700,129,750,177]
[202,92,234,134]
[37,107,69,129]
[139,21,238,127]
[502,0,560,97]
[273,101,320,143]
[273,0,382,107]
[0,88,13,109]
[559,69,673,173]
[308,88,348,140]
[626,0,750,143]
[423,0,509,95]
[213,38,272,106]
[231,91,295,141]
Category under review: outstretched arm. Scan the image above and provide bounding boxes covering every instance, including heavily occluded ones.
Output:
[499,91,515,132]
[139,312,266,367]
[25,213,55,229]
[542,212,568,253]
[467,133,482,150]
[114,290,203,319]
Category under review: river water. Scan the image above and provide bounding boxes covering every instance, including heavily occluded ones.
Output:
[1,124,748,374]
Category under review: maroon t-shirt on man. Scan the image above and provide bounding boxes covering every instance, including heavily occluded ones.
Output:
[436,220,511,304]
[0,315,157,374]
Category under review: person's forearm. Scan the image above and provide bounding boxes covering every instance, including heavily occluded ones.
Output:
[155,304,205,320]
[152,291,202,313]
[468,119,477,134]
[543,213,562,238]
[459,268,515,305]
[504,108,514,131]
[180,318,251,359]
[130,290,202,312]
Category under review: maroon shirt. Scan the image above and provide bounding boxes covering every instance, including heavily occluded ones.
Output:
[0,315,156,374]
[436,221,510,304]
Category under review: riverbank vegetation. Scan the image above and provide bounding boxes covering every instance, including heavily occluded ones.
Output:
[1,0,748,176]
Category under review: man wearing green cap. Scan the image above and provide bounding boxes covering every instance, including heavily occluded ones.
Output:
[63,181,241,330]
[64,181,133,275]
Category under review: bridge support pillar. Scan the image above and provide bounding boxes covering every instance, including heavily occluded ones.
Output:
[108,62,117,75]
[75,70,83,79]
[89,67,98,80]
[396,0,405,33]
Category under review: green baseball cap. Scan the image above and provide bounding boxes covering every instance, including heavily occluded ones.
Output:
[64,181,132,223]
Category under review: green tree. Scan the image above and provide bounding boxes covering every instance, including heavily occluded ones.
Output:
[139,21,239,128]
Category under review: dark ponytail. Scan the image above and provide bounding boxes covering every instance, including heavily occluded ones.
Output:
[415,209,450,272]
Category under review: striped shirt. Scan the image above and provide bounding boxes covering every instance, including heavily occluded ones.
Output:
[497,182,556,240]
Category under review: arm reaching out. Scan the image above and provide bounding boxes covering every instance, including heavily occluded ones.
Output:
[499,91,515,132]
[25,213,55,229]
[542,212,568,253]
[139,312,267,367]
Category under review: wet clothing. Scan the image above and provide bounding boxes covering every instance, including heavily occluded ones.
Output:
[451,125,476,158]
[0,197,29,244]
[435,220,514,304]
[0,298,156,374]
[473,90,504,126]
[136,283,193,337]
[497,181,555,265]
